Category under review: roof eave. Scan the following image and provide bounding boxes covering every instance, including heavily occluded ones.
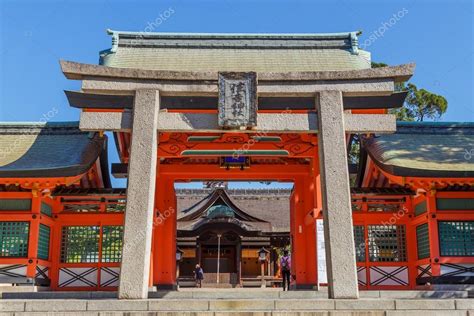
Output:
[367,150,474,179]
[0,165,91,179]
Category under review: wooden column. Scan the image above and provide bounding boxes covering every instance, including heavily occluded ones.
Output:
[304,176,318,286]
[236,241,241,285]
[313,158,323,287]
[405,196,418,289]
[290,176,318,289]
[49,198,62,290]
[426,191,440,277]
[26,194,41,282]
[153,177,178,289]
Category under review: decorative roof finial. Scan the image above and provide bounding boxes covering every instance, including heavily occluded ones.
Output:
[350,31,360,55]
[107,29,119,53]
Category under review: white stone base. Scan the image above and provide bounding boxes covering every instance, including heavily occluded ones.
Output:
[0,295,472,315]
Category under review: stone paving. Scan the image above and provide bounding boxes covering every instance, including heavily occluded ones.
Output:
[0,289,473,315]
[0,298,473,315]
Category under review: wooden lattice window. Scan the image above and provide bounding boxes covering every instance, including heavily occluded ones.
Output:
[439,221,474,256]
[367,203,401,213]
[353,225,366,262]
[40,202,52,217]
[62,203,100,213]
[416,223,430,259]
[101,226,123,263]
[437,199,474,211]
[105,199,126,213]
[0,199,31,211]
[368,225,406,262]
[37,224,51,260]
[61,226,99,263]
[0,222,29,257]
[414,200,427,216]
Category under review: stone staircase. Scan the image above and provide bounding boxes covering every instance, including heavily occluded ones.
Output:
[1,289,473,315]
[178,273,240,288]
[240,276,282,287]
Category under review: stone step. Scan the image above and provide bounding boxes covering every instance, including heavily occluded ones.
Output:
[0,298,472,315]
[3,289,470,300]
[0,285,37,294]
[432,284,474,291]
[201,283,236,288]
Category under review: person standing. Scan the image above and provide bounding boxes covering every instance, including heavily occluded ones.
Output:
[280,250,291,291]
[194,264,204,288]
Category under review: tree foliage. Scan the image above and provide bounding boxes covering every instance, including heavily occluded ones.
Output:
[400,83,448,121]
[348,135,360,164]
[371,62,388,68]
[372,62,448,121]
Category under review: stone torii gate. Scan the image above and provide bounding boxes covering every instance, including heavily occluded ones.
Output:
[61,60,414,299]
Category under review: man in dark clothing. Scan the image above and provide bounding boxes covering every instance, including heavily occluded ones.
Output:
[280,250,291,291]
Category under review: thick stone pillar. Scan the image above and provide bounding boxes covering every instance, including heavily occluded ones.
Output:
[118,89,160,299]
[317,90,359,299]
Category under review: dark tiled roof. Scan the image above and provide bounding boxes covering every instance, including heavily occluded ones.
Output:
[100,30,371,72]
[0,122,106,178]
[363,122,474,178]
[177,188,291,233]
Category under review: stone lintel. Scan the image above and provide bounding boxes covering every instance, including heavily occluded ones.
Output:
[118,89,160,299]
[80,110,315,132]
[344,113,396,133]
[81,79,218,96]
[61,60,414,82]
[80,111,395,134]
[80,110,132,131]
[81,78,394,96]
[317,90,359,299]
[259,79,394,96]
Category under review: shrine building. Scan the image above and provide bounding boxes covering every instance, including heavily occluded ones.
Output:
[0,30,472,300]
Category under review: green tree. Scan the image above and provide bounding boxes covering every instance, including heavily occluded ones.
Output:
[401,83,448,121]
[348,135,360,164]
[371,62,448,121]
[389,106,414,121]
[371,62,388,68]
[348,135,360,187]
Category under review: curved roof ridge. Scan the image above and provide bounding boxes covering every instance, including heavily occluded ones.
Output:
[106,28,362,38]
[397,121,474,128]
[0,121,79,128]
[394,121,474,135]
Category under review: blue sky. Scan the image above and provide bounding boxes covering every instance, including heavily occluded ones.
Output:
[1,0,473,188]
